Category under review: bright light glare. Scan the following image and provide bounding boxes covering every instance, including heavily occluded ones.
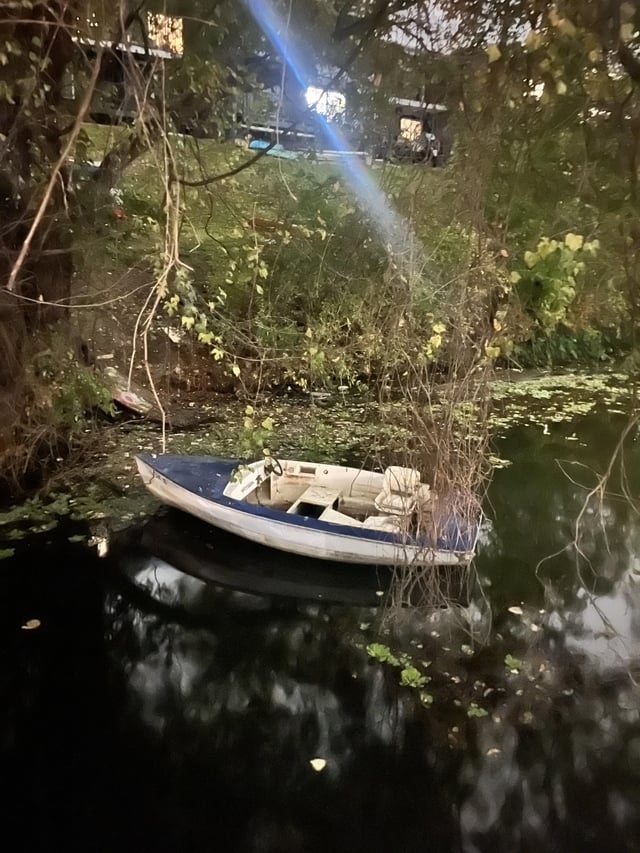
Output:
[306,87,346,121]
[243,0,422,258]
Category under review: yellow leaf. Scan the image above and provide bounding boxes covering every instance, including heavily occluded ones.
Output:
[525,30,543,52]
[524,250,538,268]
[556,80,567,95]
[564,232,584,251]
[556,17,577,37]
[232,363,241,377]
[510,271,521,284]
[493,318,503,332]
[620,22,635,42]
[486,43,502,63]
[310,758,326,772]
[537,238,559,259]
[21,618,41,630]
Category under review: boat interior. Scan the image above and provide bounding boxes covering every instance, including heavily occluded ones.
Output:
[224,460,435,532]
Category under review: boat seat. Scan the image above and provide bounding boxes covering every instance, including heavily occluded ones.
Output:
[319,507,364,528]
[374,466,420,517]
[287,485,341,516]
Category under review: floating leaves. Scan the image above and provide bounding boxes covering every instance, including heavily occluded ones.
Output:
[504,654,523,672]
[400,665,429,688]
[489,372,630,433]
[467,703,489,718]
[21,618,41,630]
[309,758,326,772]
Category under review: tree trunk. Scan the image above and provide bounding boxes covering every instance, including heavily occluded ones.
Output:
[0,1,84,466]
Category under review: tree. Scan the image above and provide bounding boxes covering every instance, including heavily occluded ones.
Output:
[2,0,640,495]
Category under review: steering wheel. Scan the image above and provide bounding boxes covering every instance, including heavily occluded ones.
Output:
[264,455,284,477]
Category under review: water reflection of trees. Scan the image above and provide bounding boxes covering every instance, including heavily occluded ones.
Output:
[106,565,462,852]
[108,549,640,853]
[6,468,640,853]
[478,414,640,608]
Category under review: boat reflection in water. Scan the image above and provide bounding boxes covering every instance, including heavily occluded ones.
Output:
[118,509,393,608]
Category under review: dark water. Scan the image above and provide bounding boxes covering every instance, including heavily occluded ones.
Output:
[3,411,640,852]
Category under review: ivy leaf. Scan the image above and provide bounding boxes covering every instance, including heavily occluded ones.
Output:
[620,22,635,42]
[564,233,584,252]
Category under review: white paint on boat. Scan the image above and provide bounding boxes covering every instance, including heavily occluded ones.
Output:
[136,456,475,566]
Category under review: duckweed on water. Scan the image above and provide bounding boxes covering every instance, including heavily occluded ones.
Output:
[489,370,633,433]
[0,370,632,541]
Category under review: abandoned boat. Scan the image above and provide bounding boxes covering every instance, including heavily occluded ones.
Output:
[135,454,479,566]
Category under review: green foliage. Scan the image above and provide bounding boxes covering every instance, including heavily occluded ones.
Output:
[367,643,432,696]
[366,642,401,666]
[51,368,115,428]
[466,703,489,718]
[504,654,523,672]
[399,665,429,689]
[513,328,611,368]
[512,235,599,331]
[237,405,275,457]
[31,346,114,431]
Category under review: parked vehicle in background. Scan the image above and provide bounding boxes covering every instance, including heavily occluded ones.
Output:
[373,97,448,165]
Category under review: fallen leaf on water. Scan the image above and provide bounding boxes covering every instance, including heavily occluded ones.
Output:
[508,605,523,615]
[486,748,501,756]
[309,758,326,772]
[21,619,41,630]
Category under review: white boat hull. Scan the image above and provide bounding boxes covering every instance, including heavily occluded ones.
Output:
[137,458,470,566]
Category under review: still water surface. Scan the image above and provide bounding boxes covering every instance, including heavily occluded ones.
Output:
[3,411,640,852]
